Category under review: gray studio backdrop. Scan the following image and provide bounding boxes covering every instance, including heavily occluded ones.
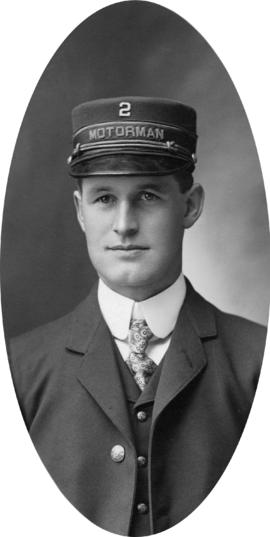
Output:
[1,1,269,339]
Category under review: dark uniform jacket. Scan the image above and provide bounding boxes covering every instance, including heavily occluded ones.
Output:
[8,280,266,535]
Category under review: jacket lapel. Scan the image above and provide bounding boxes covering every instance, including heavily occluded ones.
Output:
[65,280,217,442]
[152,280,217,423]
[66,283,134,448]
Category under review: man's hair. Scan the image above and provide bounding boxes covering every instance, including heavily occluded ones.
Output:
[173,171,194,193]
[76,172,193,194]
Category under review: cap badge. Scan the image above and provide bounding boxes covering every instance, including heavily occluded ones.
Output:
[119,101,131,117]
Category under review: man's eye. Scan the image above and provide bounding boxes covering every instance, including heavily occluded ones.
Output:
[140,192,159,201]
[96,195,113,204]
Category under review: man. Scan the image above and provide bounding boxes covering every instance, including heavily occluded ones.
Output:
[9,97,266,536]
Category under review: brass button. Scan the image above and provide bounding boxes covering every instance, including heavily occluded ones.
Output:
[111,445,125,463]
[137,502,148,514]
[137,455,147,468]
[136,410,147,422]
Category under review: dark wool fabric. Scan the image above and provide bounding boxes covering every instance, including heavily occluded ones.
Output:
[8,280,266,535]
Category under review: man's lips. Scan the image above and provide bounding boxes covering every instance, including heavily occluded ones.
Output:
[106,245,149,251]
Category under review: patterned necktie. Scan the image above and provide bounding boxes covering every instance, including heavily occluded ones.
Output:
[126,319,157,391]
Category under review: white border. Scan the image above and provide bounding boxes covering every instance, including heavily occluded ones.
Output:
[1,1,269,536]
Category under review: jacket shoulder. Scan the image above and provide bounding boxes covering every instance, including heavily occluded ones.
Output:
[186,280,267,356]
[7,293,99,428]
[212,305,267,389]
[214,307,267,353]
[186,281,267,395]
[8,308,74,365]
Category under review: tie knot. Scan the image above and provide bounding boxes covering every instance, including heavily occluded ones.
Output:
[128,319,153,353]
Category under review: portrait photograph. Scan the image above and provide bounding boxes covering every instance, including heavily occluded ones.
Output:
[0,1,269,537]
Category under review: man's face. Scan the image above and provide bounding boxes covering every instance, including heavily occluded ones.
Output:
[74,174,203,300]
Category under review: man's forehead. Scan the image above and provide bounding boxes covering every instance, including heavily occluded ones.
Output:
[80,174,176,192]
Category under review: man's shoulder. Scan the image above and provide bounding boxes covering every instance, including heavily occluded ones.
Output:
[9,308,74,359]
[186,286,267,399]
[8,289,98,368]
[7,292,98,428]
[213,305,267,350]
[207,299,267,384]
[186,281,267,379]
[186,279,267,344]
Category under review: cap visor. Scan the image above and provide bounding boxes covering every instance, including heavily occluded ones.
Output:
[69,153,193,177]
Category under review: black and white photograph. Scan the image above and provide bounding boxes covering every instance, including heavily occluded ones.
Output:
[0,1,269,536]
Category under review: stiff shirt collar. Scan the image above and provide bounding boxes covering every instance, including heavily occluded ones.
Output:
[98,273,186,340]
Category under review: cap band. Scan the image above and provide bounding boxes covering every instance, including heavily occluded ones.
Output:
[73,120,196,144]
[68,120,196,166]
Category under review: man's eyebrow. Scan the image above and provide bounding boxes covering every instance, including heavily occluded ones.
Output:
[136,182,168,192]
[86,185,114,193]
[85,182,169,194]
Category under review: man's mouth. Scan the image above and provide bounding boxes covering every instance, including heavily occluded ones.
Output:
[107,245,149,251]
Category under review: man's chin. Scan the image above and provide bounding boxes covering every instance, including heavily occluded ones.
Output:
[100,270,154,295]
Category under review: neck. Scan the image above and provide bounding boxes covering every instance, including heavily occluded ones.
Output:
[100,271,182,302]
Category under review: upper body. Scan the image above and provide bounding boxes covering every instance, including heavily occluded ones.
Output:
[7,96,267,535]
[9,278,266,535]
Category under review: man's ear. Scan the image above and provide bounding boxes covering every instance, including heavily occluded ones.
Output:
[183,183,204,229]
[73,190,85,232]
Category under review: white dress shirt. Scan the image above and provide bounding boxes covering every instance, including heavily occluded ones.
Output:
[98,273,186,365]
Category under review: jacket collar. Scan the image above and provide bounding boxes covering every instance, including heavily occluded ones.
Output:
[184,278,217,339]
[151,278,217,423]
[66,281,101,355]
[66,282,135,448]
[66,278,217,355]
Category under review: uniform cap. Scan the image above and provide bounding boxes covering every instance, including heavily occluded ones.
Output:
[67,96,198,177]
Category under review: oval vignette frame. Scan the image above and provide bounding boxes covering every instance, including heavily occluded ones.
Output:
[0,1,270,531]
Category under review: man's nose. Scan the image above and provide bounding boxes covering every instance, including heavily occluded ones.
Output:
[112,201,138,237]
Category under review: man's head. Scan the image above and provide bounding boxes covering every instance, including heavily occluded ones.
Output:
[69,97,204,300]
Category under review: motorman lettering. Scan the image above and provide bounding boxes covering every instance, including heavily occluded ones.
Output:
[88,124,165,142]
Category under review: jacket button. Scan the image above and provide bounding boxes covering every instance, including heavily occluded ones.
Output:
[136,410,147,422]
[137,502,148,514]
[137,455,147,467]
[111,445,125,463]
